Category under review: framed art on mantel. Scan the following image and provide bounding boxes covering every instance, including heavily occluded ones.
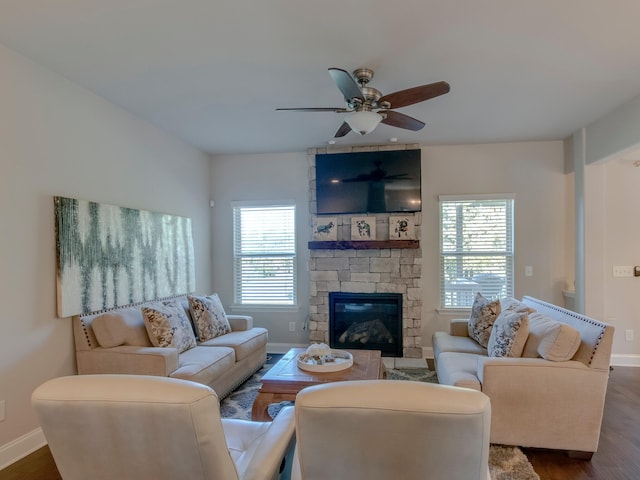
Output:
[313,217,338,241]
[351,216,376,240]
[389,215,415,240]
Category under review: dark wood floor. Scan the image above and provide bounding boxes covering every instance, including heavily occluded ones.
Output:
[1,366,638,480]
[524,365,640,480]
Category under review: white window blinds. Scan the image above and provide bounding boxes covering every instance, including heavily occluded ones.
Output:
[439,195,514,308]
[232,203,296,305]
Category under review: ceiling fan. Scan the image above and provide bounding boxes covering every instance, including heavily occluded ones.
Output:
[277,67,450,137]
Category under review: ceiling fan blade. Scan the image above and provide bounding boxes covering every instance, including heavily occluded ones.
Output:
[334,122,352,137]
[379,81,450,109]
[328,68,364,102]
[380,110,425,131]
[276,107,349,112]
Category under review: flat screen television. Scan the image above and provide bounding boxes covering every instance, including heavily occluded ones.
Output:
[315,149,421,214]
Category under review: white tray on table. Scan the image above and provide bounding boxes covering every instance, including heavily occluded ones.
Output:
[297,349,353,372]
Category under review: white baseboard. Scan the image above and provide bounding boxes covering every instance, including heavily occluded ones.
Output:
[610,354,640,367]
[0,427,46,471]
[267,342,308,354]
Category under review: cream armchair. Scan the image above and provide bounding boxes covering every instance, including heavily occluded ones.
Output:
[32,375,295,480]
[291,380,491,480]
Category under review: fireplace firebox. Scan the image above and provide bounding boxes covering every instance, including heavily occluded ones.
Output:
[329,292,403,357]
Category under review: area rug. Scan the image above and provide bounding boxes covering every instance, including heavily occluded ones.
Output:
[220,364,539,480]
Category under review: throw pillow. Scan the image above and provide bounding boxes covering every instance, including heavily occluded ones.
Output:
[188,293,232,341]
[92,308,152,348]
[142,301,197,353]
[499,297,536,314]
[487,310,530,358]
[468,292,501,348]
[521,312,581,361]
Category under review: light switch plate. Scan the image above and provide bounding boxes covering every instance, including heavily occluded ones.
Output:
[613,266,634,277]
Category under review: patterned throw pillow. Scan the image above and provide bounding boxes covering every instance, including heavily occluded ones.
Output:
[468,292,501,348]
[142,301,197,353]
[487,310,530,358]
[187,294,232,341]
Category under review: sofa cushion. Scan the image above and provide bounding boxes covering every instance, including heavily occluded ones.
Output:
[142,301,197,353]
[433,331,487,361]
[468,293,501,348]
[92,308,152,348]
[435,352,482,391]
[487,310,530,357]
[500,297,536,314]
[198,328,268,362]
[187,294,232,341]
[170,346,236,385]
[522,312,581,361]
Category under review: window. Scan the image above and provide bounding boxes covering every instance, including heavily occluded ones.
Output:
[439,195,514,308]
[232,202,296,306]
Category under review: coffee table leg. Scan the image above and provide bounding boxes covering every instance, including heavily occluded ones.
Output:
[251,392,275,421]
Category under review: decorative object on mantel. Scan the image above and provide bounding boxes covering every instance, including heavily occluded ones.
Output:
[312,216,338,241]
[308,240,419,250]
[351,216,376,240]
[389,215,415,240]
[54,196,195,317]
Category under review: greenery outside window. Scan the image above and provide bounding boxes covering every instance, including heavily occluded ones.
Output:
[439,194,514,308]
[232,202,296,306]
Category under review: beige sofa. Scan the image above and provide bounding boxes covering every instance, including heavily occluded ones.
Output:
[72,296,268,399]
[432,296,614,457]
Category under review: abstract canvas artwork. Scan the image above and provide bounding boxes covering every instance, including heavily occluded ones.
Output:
[54,196,196,317]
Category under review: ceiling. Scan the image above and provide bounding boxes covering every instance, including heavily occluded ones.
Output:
[2,1,640,155]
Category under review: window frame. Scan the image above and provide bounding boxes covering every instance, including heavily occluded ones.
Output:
[439,194,515,310]
[231,200,297,310]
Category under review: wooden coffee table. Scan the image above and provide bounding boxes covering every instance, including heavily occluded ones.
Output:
[251,348,385,421]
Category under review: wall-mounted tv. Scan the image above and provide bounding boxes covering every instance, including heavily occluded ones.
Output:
[315,149,421,215]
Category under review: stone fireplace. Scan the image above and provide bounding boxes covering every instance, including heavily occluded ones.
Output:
[306,145,423,359]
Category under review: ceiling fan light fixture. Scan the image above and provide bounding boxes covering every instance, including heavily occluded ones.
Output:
[346,111,382,135]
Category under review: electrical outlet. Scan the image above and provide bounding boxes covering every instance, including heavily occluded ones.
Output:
[613,266,634,277]
[289,322,296,332]
[626,329,634,341]
[0,400,5,422]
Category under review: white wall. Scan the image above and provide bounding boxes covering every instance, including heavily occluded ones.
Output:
[209,152,311,347]
[570,92,640,365]
[420,142,567,342]
[0,44,212,462]
[604,160,640,362]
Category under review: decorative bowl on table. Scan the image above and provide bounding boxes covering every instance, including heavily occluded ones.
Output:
[297,343,353,372]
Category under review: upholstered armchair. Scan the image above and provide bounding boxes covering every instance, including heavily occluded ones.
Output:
[32,374,295,480]
[291,380,491,480]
